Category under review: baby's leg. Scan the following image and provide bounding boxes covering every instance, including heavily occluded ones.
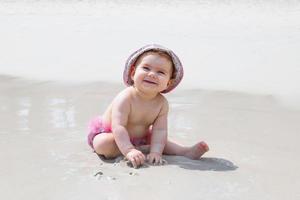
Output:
[93,133,122,158]
[164,139,209,159]
[137,139,209,159]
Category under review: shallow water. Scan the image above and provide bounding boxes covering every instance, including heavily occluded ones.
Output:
[0,0,300,108]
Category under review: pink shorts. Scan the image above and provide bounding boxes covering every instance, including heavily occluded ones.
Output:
[87,116,151,149]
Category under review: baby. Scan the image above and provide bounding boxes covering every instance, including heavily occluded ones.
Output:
[88,44,209,168]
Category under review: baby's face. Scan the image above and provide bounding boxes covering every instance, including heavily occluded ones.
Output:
[131,53,173,94]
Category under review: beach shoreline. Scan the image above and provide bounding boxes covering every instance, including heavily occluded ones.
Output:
[1,0,300,108]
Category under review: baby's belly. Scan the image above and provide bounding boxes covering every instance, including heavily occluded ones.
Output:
[127,125,150,138]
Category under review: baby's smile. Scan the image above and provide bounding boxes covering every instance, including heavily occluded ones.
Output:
[143,79,158,85]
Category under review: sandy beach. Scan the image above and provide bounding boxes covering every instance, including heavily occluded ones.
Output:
[0,75,299,200]
[1,1,300,199]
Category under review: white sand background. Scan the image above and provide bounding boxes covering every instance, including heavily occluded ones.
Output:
[0,1,300,200]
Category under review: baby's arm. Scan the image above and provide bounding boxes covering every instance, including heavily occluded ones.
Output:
[111,93,145,168]
[147,99,169,164]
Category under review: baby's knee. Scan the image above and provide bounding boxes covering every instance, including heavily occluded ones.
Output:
[93,134,119,157]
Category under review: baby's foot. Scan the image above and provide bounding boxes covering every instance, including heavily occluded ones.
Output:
[184,141,209,159]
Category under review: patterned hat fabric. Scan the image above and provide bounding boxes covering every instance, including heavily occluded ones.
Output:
[123,44,184,93]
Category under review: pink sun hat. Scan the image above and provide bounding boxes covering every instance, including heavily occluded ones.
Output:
[123,44,184,93]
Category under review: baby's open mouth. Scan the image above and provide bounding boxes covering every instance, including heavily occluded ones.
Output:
[143,80,157,85]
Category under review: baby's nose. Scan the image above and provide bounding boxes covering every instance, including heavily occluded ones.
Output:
[148,71,157,77]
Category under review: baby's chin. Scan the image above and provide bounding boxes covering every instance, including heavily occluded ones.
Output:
[139,86,162,94]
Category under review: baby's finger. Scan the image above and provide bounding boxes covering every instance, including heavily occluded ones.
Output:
[150,156,155,164]
[137,154,145,166]
[151,156,157,165]
[139,152,145,160]
[138,154,145,165]
[130,158,138,168]
[154,157,161,165]
[135,156,142,167]
[155,156,163,165]
[146,154,151,162]
[159,157,163,165]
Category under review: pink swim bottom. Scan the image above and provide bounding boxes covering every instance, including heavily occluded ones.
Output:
[87,116,151,149]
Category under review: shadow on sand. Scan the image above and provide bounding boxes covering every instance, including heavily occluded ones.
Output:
[97,153,238,171]
[165,156,238,171]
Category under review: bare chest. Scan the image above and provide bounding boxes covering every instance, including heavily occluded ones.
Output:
[128,101,162,125]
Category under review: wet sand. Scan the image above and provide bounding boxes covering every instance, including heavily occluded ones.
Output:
[0,75,299,200]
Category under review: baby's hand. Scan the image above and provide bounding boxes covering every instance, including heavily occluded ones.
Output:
[147,152,163,165]
[125,149,145,168]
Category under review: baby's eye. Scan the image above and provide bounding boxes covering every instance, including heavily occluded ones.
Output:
[142,66,150,71]
[158,71,165,75]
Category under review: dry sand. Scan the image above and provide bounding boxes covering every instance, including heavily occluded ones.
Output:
[0,75,299,200]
